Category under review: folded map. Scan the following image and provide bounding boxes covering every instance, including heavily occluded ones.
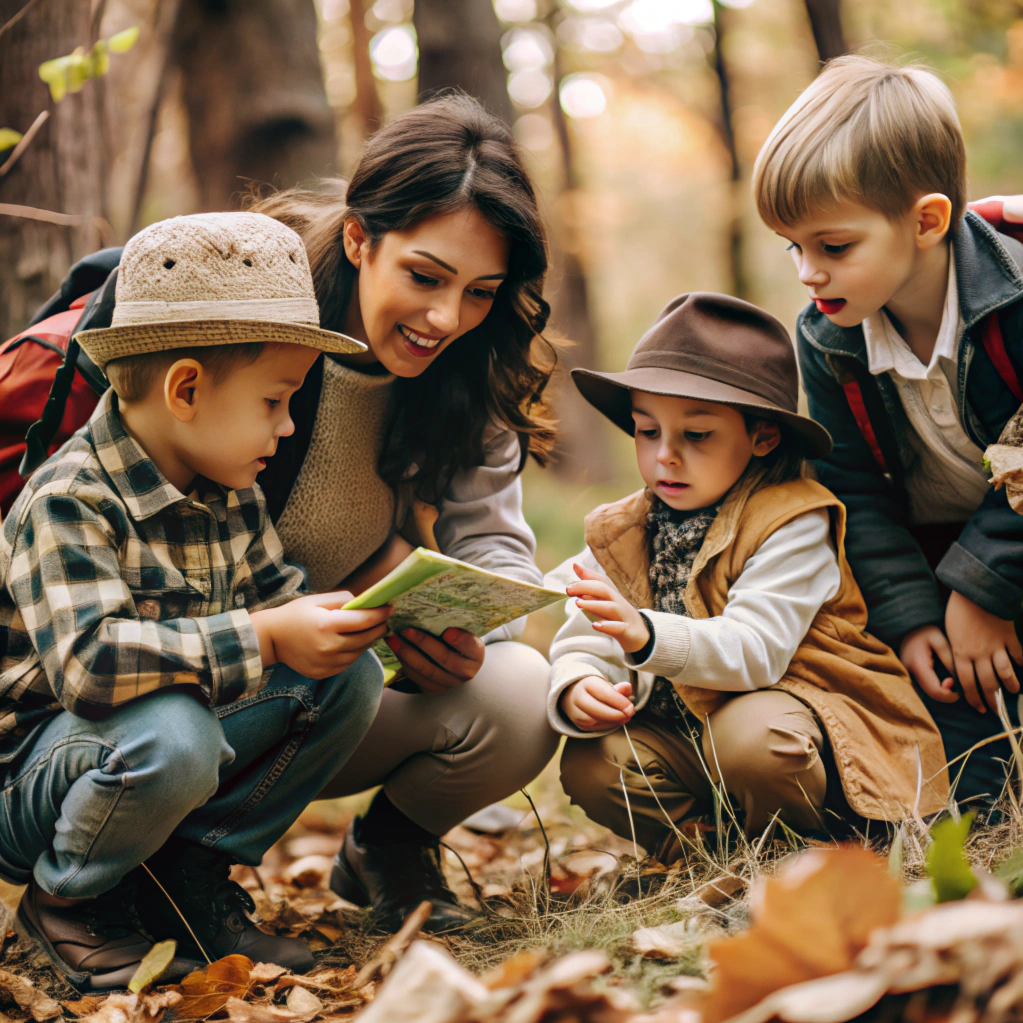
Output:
[343,547,566,684]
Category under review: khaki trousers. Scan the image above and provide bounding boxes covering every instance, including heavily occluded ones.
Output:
[319,641,560,835]
[560,689,827,857]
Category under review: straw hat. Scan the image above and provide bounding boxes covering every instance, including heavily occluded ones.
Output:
[572,292,832,458]
[75,212,366,369]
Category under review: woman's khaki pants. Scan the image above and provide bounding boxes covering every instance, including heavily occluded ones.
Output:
[560,689,828,858]
[319,641,560,835]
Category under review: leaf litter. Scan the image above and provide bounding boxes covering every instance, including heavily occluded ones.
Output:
[8,763,1023,1021]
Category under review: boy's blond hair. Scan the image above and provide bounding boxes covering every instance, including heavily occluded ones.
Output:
[753,55,966,230]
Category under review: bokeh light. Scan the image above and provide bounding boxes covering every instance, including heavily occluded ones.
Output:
[493,0,538,23]
[514,112,555,151]
[557,16,624,54]
[508,69,554,107]
[369,24,417,81]
[502,26,555,72]
[563,0,622,13]
[559,73,609,118]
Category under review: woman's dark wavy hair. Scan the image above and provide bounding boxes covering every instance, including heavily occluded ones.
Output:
[251,93,557,503]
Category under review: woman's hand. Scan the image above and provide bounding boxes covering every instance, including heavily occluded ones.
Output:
[565,563,651,654]
[944,590,1022,714]
[899,624,957,704]
[386,626,485,694]
[251,592,392,679]
[560,676,635,731]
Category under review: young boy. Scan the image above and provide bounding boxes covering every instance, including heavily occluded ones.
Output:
[545,293,947,859]
[0,213,391,990]
[753,56,1023,804]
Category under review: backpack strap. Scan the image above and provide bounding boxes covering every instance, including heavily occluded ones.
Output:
[827,353,901,480]
[979,308,1023,402]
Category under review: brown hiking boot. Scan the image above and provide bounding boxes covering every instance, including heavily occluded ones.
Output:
[136,839,315,973]
[16,876,201,991]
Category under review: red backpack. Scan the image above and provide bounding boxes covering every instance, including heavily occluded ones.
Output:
[0,248,119,516]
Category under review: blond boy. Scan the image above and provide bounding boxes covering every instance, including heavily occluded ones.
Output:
[754,56,1023,803]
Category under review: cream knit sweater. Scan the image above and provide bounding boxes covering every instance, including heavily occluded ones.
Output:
[273,358,542,609]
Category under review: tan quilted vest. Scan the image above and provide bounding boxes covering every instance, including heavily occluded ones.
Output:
[584,474,950,820]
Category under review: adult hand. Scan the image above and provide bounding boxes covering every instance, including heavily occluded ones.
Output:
[386,626,485,694]
[945,590,1022,714]
[250,592,391,679]
[565,563,651,654]
[899,625,957,704]
[559,676,635,731]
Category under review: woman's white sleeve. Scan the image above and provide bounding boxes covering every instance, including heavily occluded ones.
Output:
[630,509,840,691]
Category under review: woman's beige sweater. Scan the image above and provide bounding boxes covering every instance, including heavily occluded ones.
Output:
[272,358,542,637]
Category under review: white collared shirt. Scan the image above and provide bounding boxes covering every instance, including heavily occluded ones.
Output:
[861,250,990,523]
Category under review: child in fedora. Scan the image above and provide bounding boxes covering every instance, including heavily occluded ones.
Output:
[546,292,949,858]
[0,213,392,990]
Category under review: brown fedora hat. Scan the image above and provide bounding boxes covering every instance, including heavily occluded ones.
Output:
[572,292,832,458]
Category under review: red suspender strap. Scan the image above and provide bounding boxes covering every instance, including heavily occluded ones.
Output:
[840,375,888,473]
[980,310,1023,402]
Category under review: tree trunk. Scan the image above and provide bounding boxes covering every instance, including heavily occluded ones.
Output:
[712,1,748,302]
[171,0,337,212]
[413,0,512,123]
[803,0,847,63]
[544,44,611,482]
[0,0,106,339]
[348,0,382,135]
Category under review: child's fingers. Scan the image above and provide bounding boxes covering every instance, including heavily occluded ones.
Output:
[993,647,1020,694]
[573,689,631,721]
[930,631,955,676]
[575,598,623,620]
[573,563,610,583]
[955,656,985,714]
[974,657,1003,713]
[566,581,613,600]
[593,620,628,636]
[613,680,634,698]
[911,657,958,704]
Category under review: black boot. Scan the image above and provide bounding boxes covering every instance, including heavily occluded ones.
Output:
[330,817,476,934]
[137,840,315,973]
[16,875,202,991]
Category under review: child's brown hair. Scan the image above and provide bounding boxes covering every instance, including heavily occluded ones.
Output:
[753,55,966,230]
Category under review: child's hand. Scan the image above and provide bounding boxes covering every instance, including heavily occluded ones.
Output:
[251,592,392,679]
[560,676,635,731]
[944,590,1022,714]
[900,625,957,704]
[566,564,651,654]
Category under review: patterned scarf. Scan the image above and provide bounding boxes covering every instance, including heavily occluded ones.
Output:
[643,496,721,724]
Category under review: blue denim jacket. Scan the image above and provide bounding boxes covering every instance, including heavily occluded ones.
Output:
[796,211,1023,649]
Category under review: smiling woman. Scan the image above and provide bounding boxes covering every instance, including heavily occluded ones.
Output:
[247,95,561,935]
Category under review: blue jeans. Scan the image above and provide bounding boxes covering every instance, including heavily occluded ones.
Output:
[0,654,383,898]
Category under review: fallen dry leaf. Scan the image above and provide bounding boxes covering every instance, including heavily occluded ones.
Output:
[352,941,491,1023]
[700,846,900,1023]
[282,856,333,890]
[175,954,254,1019]
[480,950,548,990]
[0,969,62,1021]
[285,985,322,1017]
[249,963,289,985]
[61,997,107,1018]
[225,996,301,1023]
[129,939,177,993]
[78,991,181,1023]
[632,920,699,959]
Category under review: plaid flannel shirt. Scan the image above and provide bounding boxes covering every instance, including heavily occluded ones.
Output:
[0,390,306,765]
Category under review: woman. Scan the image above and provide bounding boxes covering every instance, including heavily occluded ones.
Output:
[250,94,561,933]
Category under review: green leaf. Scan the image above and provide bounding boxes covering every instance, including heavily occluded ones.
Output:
[38,57,69,102]
[926,812,977,903]
[0,129,23,154]
[128,939,177,993]
[108,25,139,53]
[995,847,1023,897]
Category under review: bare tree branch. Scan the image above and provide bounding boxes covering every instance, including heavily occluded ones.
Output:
[0,110,49,178]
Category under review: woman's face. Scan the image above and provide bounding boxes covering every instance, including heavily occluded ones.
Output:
[341,208,511,377]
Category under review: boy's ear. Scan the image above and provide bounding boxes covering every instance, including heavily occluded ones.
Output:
[913,193,953,249]
[751,420,782,457]
[343,218,368,268]
[163,358,204,423]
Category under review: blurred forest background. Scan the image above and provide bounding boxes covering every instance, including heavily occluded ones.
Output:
[2,0,1023,620]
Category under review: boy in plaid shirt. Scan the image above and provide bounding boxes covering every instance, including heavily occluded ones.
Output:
[0,213,389,989]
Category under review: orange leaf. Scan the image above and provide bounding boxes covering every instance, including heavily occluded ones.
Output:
[175,955,254,1020]
[701,846,900,1023]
